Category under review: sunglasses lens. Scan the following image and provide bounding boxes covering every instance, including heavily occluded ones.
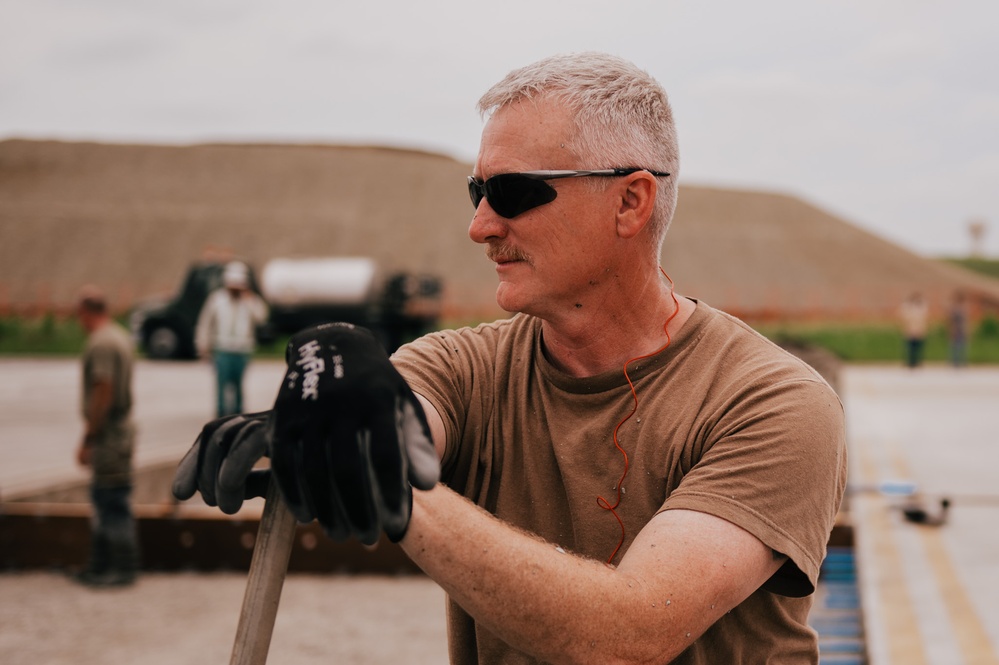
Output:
[469,174,558,218]
[468,178,486,209]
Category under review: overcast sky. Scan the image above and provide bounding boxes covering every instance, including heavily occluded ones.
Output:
[2,0,996,257]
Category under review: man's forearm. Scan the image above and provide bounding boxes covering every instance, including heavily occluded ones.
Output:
[400,485,694,665]
[84,380,113,438]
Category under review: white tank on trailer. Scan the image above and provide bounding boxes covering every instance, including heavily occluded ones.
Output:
[260,257,378,307]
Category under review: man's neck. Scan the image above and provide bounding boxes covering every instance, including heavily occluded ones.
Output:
[538,283,694,378]
[85,316,112,335]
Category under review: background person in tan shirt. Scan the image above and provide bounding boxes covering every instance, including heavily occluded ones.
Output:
[899,291,930,368]
[76,285,139,587]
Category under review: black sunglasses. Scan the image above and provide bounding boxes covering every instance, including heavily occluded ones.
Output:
[467,168,671,219]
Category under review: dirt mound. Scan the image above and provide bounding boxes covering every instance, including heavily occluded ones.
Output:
[2,138,997,322]
[664,185,999,321]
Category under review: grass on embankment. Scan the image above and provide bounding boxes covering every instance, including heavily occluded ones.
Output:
[754,317,999,364]
[5,313,999,364]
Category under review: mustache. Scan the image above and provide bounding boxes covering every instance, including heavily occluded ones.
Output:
[486,244,531,264]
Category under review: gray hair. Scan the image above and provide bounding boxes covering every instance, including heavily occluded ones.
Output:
[477,52,680,252]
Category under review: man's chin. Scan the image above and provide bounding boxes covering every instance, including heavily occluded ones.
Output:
[495,298,522,315]
[494,285,527,315]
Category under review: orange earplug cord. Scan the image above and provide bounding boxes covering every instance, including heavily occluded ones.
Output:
[597,269,680,564]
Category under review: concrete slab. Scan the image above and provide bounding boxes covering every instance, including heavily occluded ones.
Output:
[0,357,285,499]
[842,365,999,665]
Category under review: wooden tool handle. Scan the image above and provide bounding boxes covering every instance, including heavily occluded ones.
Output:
[230,478,298,665]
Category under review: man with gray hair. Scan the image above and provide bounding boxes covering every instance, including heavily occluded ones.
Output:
[176,52,846,663]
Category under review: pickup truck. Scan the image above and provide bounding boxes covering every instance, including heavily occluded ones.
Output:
[130,257,442,359]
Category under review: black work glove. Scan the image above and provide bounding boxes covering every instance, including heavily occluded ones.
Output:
[171,323,439,545]
[172,411,273,515]
[270,323,439,544]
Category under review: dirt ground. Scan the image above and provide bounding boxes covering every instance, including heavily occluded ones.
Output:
[0,571,448,665]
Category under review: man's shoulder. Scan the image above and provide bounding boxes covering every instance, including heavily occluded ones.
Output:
[204,289,228,307]
[406,314,534,352]
[393,315,537,384]
[691,302,831,387]
[88,321,135,356]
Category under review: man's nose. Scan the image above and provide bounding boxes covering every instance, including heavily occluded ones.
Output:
[468,200,508,244]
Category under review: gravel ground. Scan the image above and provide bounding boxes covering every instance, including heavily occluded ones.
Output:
[0,572,448,665]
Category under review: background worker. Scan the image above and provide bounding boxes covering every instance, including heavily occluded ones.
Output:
[899,291,930,368]
[195,261,268,417]
[75,285,140,587]
[176,52,847,664]
[947,289,970,367]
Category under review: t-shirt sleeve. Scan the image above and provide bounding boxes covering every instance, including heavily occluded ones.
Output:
[87,342,119,383]
[391,331,468,471]
[660,376,847,597]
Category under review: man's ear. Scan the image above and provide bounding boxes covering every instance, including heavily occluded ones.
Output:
[615,173,657,239]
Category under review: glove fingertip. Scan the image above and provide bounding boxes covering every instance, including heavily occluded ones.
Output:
[410,472,440,492]
[398,396,441,491]
[381,482,412,543]
[381,513,409,542]
[289,505,314,525]
[244,470,271,500]
[172,444,201,500]
[408,445,441,491]
[320,522,353,543]
[386,524,408,544]
[358,530,381,547]
[172,476,195,501]
[218,495,243,515]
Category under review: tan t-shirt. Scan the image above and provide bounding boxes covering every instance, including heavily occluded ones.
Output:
[392,301,847,664]
[82,321,136,486]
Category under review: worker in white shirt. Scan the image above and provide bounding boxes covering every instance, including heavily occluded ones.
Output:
[195,261,269,417]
